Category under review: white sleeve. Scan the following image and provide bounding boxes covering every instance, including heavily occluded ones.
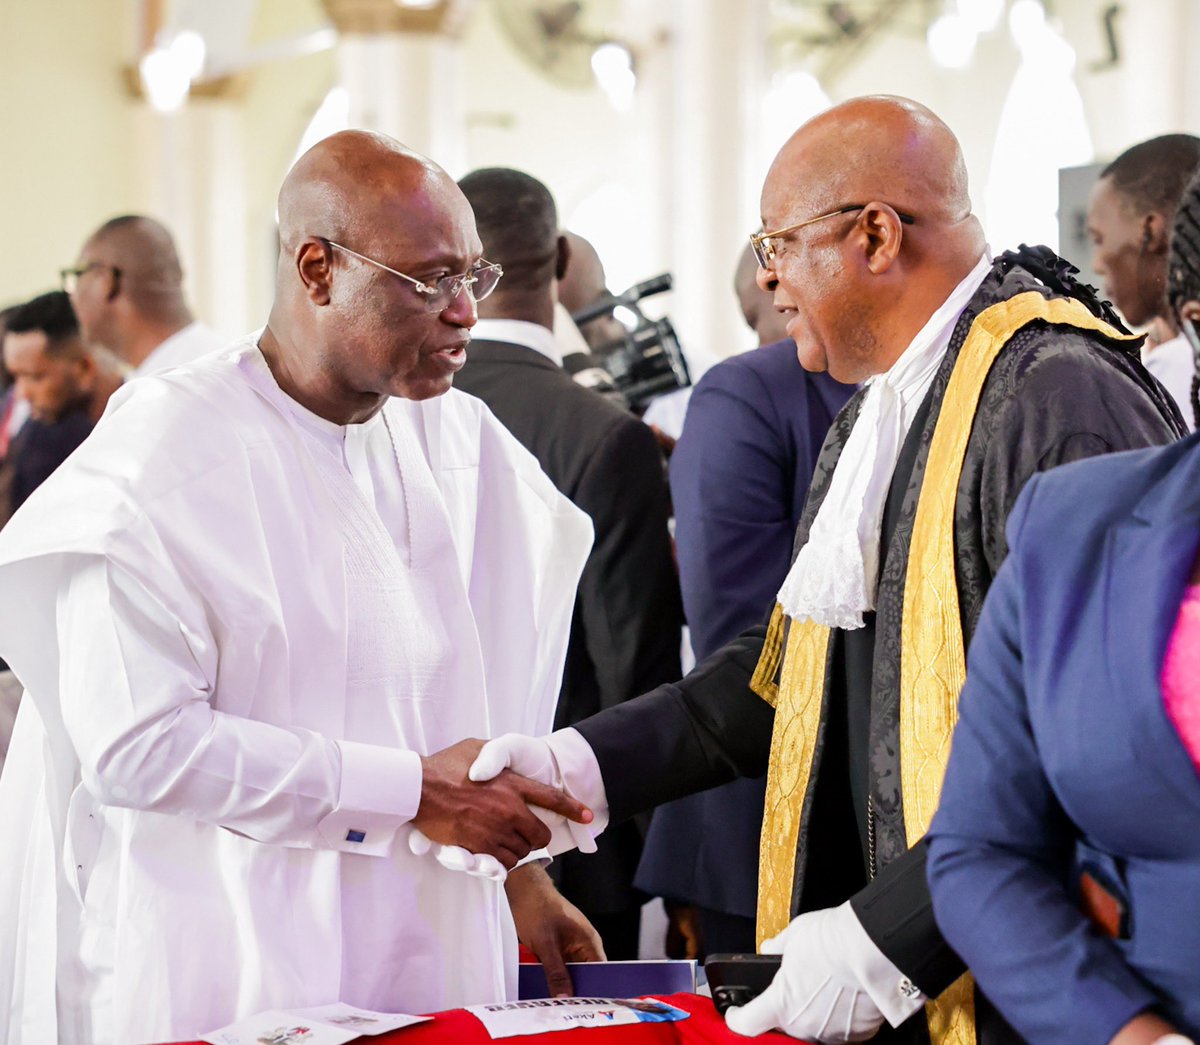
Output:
[58,556,421,857]
[837,903,927,1026]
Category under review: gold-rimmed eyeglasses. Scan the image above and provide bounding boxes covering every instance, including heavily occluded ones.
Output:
[749,203,916,269]
[320,238,503,313]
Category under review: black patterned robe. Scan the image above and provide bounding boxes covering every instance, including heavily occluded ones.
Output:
[576,248,1185,1044]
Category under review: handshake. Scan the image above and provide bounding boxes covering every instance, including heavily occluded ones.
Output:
[407,733,601,881]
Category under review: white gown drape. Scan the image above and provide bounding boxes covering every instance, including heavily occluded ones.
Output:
[0,340,592,1045]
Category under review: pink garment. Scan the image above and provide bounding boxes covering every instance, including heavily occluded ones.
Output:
[1162,583,1200,776]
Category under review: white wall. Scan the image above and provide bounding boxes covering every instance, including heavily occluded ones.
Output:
[0,2,141,305]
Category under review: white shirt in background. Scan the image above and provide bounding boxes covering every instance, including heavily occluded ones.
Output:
[134,320,229,376]
[1142,333,1195,431]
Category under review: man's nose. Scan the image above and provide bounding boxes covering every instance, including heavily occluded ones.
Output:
[755,264,778,294]
[443,284,478,327]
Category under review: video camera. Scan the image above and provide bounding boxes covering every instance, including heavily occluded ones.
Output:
[570,273,691,415]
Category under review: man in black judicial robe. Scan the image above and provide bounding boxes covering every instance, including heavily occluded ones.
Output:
[462,97,1184,1044]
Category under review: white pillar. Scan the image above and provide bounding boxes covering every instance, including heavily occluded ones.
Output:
[337,32,465,170]
[659,0,770,367]
[131,98,247,338]
[322,0,473,170]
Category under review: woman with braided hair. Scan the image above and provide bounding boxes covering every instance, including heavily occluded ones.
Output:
[1168,168,1200,427]
[927,169,1200,1044]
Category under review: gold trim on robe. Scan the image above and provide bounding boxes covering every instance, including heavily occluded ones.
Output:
[752,291,1139,1043]
[757,615,830,946]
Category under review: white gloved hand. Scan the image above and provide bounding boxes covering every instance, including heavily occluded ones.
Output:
[469,733,598,855]
[407,827,508,881]
[725,901,924,1042]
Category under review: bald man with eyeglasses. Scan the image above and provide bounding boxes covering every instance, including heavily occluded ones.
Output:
[63,214,227,376]
[462,96,1184,1045]
[0,130,600,1045]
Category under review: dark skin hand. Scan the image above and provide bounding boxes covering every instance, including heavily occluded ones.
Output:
[663,901,705,960]
[413,738,593,869]
[505,863,606,997]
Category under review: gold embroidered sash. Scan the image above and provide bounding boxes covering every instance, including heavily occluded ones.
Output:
[752,292,1139,1045]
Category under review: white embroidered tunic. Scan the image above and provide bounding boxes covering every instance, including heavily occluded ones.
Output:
[0,339,591,1045]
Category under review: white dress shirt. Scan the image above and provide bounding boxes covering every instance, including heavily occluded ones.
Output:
[472,317,563,365]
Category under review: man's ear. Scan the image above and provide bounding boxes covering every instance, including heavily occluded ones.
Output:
[1143,212,1169,255]
[73,350,97,393]
[555,233,570,282]
[104,267,121,303]
[856,203,904,275]
[296,239,334,305]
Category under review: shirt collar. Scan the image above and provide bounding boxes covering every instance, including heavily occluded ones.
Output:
[471,319,562,366]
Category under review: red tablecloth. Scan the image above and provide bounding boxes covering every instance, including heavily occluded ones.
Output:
[166,993,798,1044]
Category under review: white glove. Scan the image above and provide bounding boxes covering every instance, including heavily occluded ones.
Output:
[725,902,925,1042]
[468,732,600,856]
[407,827,508,881]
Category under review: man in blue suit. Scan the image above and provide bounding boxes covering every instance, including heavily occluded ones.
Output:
[636,246,855,956]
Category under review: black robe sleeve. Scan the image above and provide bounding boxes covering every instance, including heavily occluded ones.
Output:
[574,619,776,824]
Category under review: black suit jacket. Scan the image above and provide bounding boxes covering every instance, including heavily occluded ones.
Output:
[454,338,683,913]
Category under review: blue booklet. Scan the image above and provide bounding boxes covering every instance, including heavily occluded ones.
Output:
[518,960,697,1000]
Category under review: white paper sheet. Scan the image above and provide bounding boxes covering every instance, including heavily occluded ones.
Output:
[200,1003,431,1044]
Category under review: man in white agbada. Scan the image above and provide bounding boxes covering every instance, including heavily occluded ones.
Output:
[0,131,599,1045]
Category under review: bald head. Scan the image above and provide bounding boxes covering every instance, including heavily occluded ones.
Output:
[756,95,986,383]
[71,214,196,363]
[277,130,453,262]
[557,232,608,315]
[765,96,974,230]
[83,215,185,312]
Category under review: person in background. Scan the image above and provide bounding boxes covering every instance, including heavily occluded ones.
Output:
[927,167,1200,1044]
[0,302,22,770]
[0,131,597,1045]
[635,244,855,959]
[556,230,626,357]
[1088,133,1200,426]
[63,214,227,376]
[455,166,683,960]
[1,290,123,521]
[0,304,27,506]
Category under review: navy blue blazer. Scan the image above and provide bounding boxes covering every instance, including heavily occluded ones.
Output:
[928,432,1200,1042]
[635,340,853,917]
